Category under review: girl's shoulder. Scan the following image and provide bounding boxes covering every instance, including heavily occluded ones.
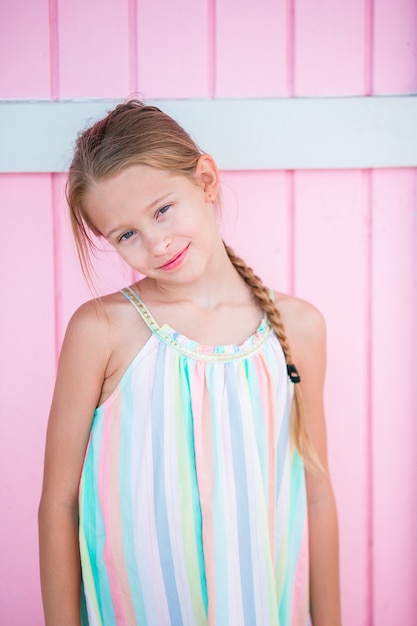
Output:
[273,291,325,330]
[65,291,128,343]
[69,288,144,330]
[70,286,151,347]
[66,288,152,406]
[273,291,327,364]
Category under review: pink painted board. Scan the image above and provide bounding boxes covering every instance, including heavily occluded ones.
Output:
[294,0,366,96]
[294,170,371,625]
[51,174,91,347]
[0,175,55,623]
[58,0,130,98]
[136,0,210,98]
[0,0,50,98]
[373,0,417,94]
[215,0,288,97]
[53,175,133,349]
[371,169,417,625]
[220,171,291,292]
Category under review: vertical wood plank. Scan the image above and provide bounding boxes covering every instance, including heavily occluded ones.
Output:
[294,171,370,625]
[0,175,55,623]
[220,171,291,292]
[373,0,417,94]
[0,0,50,98]
[51,174,90,348]
[372,169,417,625]
[57,0,130,98]
[136,0,210,98]
[215,0,288,97]
[294,0,366,95]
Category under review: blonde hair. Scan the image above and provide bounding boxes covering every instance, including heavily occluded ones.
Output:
[66,99,320,470]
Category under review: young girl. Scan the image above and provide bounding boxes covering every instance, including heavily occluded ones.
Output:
[39,100,341,625]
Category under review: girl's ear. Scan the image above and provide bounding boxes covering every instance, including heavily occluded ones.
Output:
[196,154,220,202]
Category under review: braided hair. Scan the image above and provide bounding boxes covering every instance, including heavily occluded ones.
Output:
[224,243,322,471]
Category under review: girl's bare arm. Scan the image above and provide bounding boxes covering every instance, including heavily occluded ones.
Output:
[39,301,111,625]
[280,296,342,626]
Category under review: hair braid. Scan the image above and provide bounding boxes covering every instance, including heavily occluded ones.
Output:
[224,242,322,471]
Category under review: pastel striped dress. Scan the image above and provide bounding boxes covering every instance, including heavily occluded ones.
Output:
[79,287,310,626]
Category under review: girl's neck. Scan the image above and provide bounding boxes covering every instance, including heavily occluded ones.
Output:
[138,250,250,311]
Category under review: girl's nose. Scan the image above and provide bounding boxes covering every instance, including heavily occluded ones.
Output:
[143,226,171,255]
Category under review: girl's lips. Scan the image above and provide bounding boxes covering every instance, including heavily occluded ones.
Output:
[158,245,189,271]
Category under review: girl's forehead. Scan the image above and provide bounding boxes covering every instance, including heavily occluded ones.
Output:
[103,164,176,186]
[83,165,198,222]
[93,164,194,196]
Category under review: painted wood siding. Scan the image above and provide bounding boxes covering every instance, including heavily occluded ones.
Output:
[0,1,416,624]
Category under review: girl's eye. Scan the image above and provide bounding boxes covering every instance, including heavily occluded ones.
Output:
[119,230,136,242]
[157,204,171,218]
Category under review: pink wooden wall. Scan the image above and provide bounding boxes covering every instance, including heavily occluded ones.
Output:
[1,1,416,624]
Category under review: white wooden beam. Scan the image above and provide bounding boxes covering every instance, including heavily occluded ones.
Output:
[0,96,416,172]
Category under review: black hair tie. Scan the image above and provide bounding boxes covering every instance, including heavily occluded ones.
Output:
[287,364,301,384]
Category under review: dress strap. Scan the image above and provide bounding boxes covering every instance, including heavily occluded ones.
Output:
[120,287,161,334]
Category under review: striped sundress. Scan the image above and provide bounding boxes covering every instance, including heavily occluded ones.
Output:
[79,286,310,626]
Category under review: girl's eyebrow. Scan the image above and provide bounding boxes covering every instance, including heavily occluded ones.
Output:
[104,192,173,239]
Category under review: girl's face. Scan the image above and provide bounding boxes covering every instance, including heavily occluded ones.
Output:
[83,157,220,284]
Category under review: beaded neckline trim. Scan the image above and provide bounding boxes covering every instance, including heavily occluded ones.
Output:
[121,287,272,362]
